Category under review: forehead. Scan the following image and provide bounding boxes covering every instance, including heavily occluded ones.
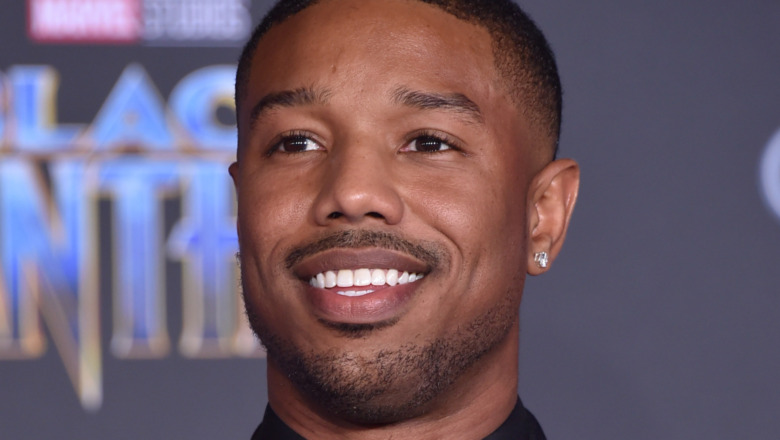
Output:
[243,0,508,116]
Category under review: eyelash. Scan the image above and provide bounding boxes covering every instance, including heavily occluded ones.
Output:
[404,130,463,153]
[265,129,463,156]
[266,130,323,156]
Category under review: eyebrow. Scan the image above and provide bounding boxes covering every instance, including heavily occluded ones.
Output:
[248,86,331,129]
[391,87,484,125]
[247,86,484,129]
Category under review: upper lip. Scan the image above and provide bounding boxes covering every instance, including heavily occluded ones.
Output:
[292,248,430,280]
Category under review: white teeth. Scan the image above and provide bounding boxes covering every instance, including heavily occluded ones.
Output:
[386,269,398,286]
[370,269,386,286]
[324,271,337,288]
[309,268,424,290]
[337,289,374,297]
[354,268,372,286]
[337,269,353,287]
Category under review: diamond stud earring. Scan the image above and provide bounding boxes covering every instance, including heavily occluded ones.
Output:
[534,251,549,269]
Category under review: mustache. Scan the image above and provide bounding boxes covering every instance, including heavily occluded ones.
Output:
[284,229,447,270]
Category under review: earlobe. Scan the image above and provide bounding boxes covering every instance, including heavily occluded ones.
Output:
[228,162,241,242]
[526,158,580,275]
[229,162,239,185]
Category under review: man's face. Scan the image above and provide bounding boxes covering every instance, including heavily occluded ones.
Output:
[232,0,544,423]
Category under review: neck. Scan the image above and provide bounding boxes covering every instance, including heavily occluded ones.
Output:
[267,322,521,440]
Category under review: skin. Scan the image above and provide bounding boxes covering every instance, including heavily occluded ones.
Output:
[230,0,580,438]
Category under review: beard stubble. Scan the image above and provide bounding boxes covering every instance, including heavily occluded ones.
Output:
[241,230,524,425]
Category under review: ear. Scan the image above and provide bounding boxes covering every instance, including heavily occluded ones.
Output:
[229,161,241,241]
[228,161,239,187]
[526,159,580,275]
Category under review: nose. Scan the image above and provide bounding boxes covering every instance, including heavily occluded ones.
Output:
[312,142,404,226]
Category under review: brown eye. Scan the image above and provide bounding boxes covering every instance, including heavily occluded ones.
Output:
[274,135,322,153]
[409,135,452,152]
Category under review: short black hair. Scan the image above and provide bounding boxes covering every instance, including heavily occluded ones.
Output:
[235,0,562,156]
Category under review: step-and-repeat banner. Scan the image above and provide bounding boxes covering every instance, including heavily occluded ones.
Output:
[1,1,779,439]
[1,1,266,437]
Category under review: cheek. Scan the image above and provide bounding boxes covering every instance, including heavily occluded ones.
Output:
[237,172,312,253]
[407,173,527,327]
[405,165,528,276]
[236,174,314,328]
[410,162,524,233]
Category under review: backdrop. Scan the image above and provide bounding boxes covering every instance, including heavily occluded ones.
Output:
[1,1,778,439]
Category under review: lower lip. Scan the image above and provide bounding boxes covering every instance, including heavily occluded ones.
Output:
[304,281,420,324]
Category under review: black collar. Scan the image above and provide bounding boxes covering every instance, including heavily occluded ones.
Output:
[251,398,546,439]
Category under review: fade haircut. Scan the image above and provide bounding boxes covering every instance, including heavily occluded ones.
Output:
[235,0,562,156]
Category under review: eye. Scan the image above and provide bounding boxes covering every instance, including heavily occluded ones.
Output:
[271,133,324,154]
[404,134,456,153]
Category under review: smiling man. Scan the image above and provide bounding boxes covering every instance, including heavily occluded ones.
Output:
[230,0,579,438]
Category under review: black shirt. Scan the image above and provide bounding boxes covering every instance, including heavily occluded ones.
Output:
[251,398,546,439]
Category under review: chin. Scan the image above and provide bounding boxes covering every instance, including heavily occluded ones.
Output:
[247,290,520,427]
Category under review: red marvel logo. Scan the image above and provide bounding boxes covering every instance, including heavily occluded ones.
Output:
[28,0,141,43]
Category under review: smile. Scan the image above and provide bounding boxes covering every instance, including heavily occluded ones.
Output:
[309,268,425,296]
[293,247,432,323]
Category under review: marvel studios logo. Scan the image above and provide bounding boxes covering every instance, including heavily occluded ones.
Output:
[27,0,251,45]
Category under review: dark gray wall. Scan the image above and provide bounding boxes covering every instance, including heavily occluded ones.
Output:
[1,1,778,438]
[520,1,780,438]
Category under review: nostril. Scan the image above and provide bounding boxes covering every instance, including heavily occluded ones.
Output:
[326,211,384,221]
